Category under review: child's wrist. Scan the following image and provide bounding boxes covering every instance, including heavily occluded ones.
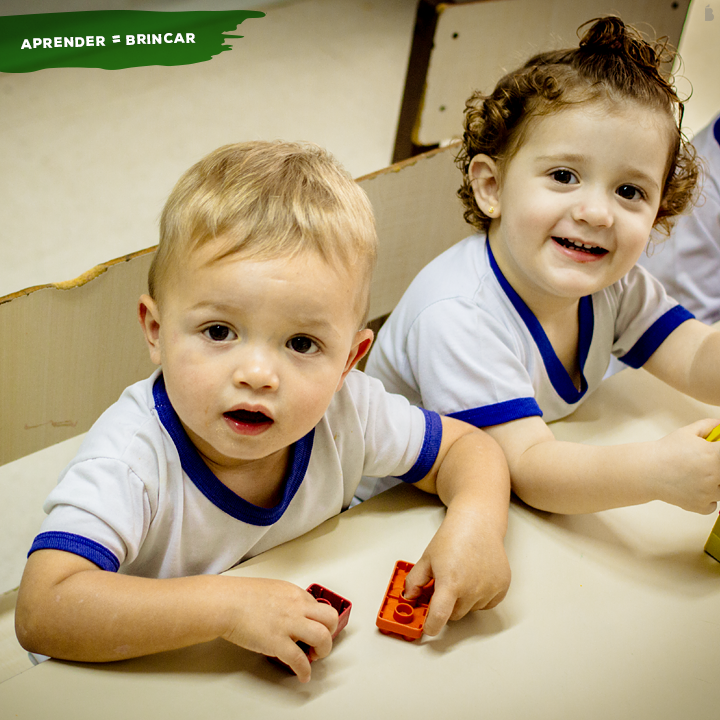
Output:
[442,499,508,539]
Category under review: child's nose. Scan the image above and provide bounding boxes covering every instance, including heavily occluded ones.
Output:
[572,189,613,228]
[232,347,279,391]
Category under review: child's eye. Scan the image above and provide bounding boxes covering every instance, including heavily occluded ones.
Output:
[551,169,578,184]
[616,184,645,201]
[287,336,319,354]
[203,325,235,342]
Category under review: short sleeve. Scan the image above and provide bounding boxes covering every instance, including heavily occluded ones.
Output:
[612,264,694,368]
[29,458,152,571]
[406,298,542,427]
[340,371,443,483]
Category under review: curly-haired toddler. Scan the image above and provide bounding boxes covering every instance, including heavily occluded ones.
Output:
[366,16,720,515]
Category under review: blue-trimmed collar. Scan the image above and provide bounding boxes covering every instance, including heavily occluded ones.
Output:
[486,238,593,405]
[152,374,314,526]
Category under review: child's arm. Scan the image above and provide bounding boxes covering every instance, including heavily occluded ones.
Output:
[642,318,720,405]
[484,413,720,516]
[402,418,512,636]
[485,319,720,515]
[15,549,338,683]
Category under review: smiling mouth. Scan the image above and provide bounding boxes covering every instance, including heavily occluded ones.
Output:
[552,236,608,256]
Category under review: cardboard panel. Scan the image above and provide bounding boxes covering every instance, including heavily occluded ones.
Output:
[417,0,691,146]
[0,144,472,466]
[362,143,472,320]
[0,251,156,466]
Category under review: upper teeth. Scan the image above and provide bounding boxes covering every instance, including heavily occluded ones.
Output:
[569,238,594,249]
[559,237,597,250]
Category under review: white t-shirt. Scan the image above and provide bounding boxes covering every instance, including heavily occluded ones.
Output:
[29,369,442,578]
[640,112,720,324]
[366,234,692,427]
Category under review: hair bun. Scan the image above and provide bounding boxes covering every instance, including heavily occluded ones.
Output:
[579,16,628,52]
[577,15,670,77]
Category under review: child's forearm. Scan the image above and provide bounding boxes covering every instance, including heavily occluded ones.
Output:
[405,429,511,633]
[17,557,241,662]
[507,423,720,515]
[435,430,510,537]
[509,439,655,513]
[16,550,337,680]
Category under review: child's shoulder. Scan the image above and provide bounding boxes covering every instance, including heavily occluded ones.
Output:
[327,370,422,425]
[414,233,488,285]
[71,370,166,468]
[397,233,500,315]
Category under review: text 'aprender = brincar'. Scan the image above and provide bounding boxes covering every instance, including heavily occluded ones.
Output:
[21,33,197,50]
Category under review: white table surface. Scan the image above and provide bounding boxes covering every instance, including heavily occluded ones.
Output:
[2,364,720,719]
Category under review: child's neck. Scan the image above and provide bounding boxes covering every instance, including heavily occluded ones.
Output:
[488,234,583,387]
[522,297,583,389]
[203,446,291,509]
[539,305,582,388]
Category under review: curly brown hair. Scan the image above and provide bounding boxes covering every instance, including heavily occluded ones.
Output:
[456,16,699,237]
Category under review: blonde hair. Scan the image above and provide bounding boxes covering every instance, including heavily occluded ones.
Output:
[456,16,699,237]
[149,140,377,320]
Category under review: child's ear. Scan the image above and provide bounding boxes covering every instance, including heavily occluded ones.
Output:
[138,294,163,366]
[469,154,502,218]
[337,328,374,390]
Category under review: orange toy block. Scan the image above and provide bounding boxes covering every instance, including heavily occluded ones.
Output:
[376,560,434,642]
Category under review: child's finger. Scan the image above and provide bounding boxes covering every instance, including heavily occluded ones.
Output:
[422,587,456,636]
[403,558,433,600]
[276,640,313,683]
[686,418,720,439]
[297,615,336,661]
[306,595,340,637]
[704,422,720,442]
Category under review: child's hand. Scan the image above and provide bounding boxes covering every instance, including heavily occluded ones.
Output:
[403,506,511,637]
[221,578,339,683]
[654,418,720,514]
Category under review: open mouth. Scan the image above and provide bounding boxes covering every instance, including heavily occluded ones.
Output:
[224,409,273,425]
[223,408,273,436]
[552,236,608,256]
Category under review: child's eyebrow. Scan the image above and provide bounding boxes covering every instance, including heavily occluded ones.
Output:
[535,152,587,165]
[618,169,662,193]
[188,301,238,314]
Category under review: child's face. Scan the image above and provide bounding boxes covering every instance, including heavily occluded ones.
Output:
[471,101,673,307]
[139,245,372,472]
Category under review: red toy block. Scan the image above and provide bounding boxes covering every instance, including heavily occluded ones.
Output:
[269,583,352,670]
[376,560,434,642]
[305,583,352,640]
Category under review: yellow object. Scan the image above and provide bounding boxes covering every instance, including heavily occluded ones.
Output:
[705,515,720,563]
[706,424,720,443]
[704,425,720,562]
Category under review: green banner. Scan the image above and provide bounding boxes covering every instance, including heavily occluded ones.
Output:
[0,10,265,73]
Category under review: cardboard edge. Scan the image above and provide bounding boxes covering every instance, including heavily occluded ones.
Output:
[356,141,460,184]
[0,245,157,306]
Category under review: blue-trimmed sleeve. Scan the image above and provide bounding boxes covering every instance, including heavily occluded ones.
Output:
[449,397,543,428]
[617,305,694,369]
[394,408,443,483]
[28,531,120,572]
